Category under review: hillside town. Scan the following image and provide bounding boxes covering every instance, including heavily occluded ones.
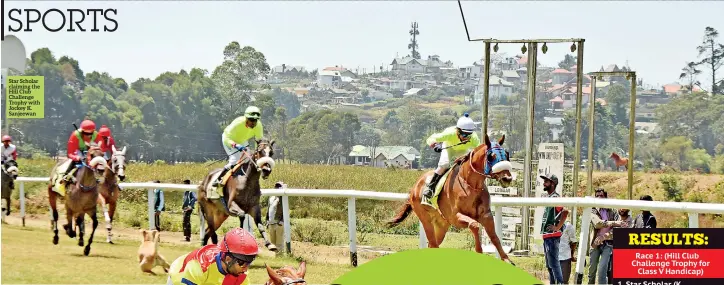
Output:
[259,23,701,169]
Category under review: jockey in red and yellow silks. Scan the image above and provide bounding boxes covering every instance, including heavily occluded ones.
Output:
[167,227,257,285]
[61,119,103,182]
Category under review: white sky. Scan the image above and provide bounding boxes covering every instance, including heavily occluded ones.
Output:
[3,1,723,89]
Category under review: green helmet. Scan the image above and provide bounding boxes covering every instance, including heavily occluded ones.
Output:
[244,106,261,119]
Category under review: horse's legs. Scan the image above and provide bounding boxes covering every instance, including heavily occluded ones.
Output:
[101,196,116,244]
[48,186,60,244]
[84,210,99,256]
[432,218,450,248]
[251,204,277,252]
[76,215,85,247]
[455,213,483,253]
[479,210,514,265]
[412,204,439,248]
[211,213,229,244]
[64,206,76,238]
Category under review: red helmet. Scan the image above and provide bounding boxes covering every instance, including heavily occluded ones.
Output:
[99,125,111,137]
[1,135,11,142]
[218,227,258,263]
[80,120,96,133]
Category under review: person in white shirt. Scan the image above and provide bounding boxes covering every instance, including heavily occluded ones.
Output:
[266,181,286,254]
[558,221,578,284]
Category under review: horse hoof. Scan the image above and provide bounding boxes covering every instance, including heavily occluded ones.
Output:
[266,243,278,252]
[83,246,91,256]
[78,240,84,247]
[108,240,114,244]
[52,236,59,245]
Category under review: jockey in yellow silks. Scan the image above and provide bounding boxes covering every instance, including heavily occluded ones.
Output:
[420,113,481,207]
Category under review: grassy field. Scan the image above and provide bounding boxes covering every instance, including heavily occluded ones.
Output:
[3,158,724,284]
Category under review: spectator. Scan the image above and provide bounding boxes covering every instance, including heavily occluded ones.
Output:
[153,180,165,231]
[539,174,568,285]
[633,195,657,228]
[559,221,578,284]
[181,179,197,242]
[267,181,286,254]
[587,188,626,285]
[608,208,634,282]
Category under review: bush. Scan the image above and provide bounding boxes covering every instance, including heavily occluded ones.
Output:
[660,174,683,202]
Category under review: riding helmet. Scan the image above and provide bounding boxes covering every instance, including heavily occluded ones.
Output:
[219,227,259,263]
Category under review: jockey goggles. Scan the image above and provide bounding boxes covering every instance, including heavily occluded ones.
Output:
[457,129,473,138]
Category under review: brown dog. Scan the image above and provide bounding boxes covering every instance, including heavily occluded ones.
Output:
[138,229,170,275]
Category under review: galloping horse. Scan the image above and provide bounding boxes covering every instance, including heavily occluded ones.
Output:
[388,134,516,265]
[1,160,19,220]
[264,262,307,285]
[47,146,108,256]
[197,138,277,251]
[610,152,628,171]
[97,145,127,244]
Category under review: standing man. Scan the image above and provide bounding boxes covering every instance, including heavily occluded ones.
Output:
[588,188,626,285]
[633,195,657,229]
[267,181,286,254]
[154,180,165,232]
[558,220,578,284]
[1,135,18,189]
[181,179,197,242]
[539,173,568,285]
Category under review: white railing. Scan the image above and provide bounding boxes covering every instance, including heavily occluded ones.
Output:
[9,176,724,273]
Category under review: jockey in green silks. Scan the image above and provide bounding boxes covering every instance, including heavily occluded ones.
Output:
[420,113,481,207]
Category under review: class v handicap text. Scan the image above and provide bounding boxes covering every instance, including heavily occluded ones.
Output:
[628,233,709,246]
[6,8,118,34]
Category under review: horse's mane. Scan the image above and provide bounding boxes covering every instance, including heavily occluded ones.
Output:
[611,152,622,159]
[453,144,488,166]
[274,266,300,278]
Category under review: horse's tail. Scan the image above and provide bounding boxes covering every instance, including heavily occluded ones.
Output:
[387,202,413,228]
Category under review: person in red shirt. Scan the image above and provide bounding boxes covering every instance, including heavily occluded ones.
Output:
[61,119,103,183]
[98,125,116,161]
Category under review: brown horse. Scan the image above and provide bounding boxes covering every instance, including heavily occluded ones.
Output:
[197,138,277,251]
[388,134,515,265]
[611,152,628,171]
[47,146,108,256]
[97,145,127,244]
[264,262,307,285]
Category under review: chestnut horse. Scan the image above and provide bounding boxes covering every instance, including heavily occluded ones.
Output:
[610,152,628,171]
[264,262,307,285]
[197,138,277,250]
[388,134,515,265]
[47,147,108,256]
[97,145,127,244]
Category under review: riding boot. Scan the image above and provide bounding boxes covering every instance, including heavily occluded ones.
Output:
[420,173,442,207]
[62,163,77,184]
[212,166,231,187]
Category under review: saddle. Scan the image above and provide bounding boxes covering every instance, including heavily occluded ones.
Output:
[429,158,466,209]
[51,160,75,197]
[205,159,246,200]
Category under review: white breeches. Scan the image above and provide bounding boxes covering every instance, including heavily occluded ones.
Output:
[223,143,244,169]
[435,149,450,174]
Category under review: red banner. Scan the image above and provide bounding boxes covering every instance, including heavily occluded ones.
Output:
[613,249,724,279]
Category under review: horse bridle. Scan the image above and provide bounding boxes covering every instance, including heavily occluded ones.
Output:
[77,153,101,192]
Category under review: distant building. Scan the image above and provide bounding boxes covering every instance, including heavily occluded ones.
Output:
[348,145,421,168]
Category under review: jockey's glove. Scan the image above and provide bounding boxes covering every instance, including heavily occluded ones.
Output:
[231,143,246,152]
[432,143,443,153]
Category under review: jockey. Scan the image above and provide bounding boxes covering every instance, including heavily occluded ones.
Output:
[1,135,18,163]
[167,227,257,285]
[61,119,103,183]
[212,106,264,188]
[420,113,481,207]
[2,135,18,189]
[98,125,116,160]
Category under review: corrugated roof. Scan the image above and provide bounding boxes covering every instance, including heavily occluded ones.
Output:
[349,145,421,161]
[502,70,520,78]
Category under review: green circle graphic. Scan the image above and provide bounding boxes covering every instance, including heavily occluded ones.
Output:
[332,248,543,285]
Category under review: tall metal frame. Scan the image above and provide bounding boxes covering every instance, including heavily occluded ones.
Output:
[574,71,637,283]
[481,39,585,252]
[585,71,637,199]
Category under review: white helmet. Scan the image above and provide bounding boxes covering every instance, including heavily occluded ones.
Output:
[456,113,475,133]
